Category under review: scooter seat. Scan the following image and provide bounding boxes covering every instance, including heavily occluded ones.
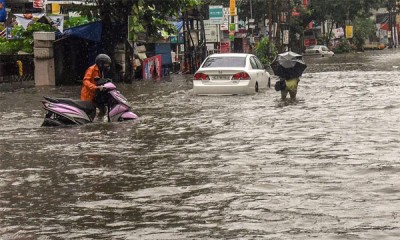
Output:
[44,96,96,114]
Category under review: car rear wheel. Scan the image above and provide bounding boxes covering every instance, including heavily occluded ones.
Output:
[255,82,259,93]
[268,78,271,88]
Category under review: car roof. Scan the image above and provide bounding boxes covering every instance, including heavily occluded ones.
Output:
[207,53,252,58]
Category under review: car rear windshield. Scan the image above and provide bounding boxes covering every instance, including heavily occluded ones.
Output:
[202,56,246,68]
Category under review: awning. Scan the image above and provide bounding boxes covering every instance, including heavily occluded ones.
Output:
[63,21,102,42]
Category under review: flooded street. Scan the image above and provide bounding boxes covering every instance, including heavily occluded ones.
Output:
[1,49,400,239]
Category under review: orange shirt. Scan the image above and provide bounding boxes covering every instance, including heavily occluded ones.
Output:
[80,64,101,101]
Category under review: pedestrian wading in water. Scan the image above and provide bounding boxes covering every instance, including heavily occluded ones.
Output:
[271,51,306,101]
[280,77,299,100]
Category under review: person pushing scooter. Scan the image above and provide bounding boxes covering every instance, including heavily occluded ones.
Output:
[80,54,111,121]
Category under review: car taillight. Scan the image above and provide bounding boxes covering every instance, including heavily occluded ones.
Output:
[194,72,209,80]
[232,72,251,80]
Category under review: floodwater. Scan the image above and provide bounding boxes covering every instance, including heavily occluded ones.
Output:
[1,50,400,239]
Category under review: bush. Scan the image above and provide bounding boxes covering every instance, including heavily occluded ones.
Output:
[0,22,54,54]
[254,37,278,66]
[333,38,353,53]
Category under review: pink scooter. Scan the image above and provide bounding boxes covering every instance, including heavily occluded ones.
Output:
[41,79,138,126]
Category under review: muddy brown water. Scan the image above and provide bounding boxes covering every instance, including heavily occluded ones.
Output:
[1,50,400,239]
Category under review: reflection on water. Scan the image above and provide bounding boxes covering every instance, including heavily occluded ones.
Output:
[1,50,400,239]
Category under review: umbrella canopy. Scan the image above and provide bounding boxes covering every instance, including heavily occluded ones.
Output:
[271,51,307,79]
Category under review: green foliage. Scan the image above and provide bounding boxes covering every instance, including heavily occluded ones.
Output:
[0,38,24,54]
[254,37,278,66]
[333,38,353,53]
[81,0,201,39]
[64,16,91,29]
[353,17,376,50]
[0,22,54,54]
[310,0,384,26]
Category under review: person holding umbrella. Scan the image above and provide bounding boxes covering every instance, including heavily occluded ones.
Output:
[271,51,307,100]
[279,76,299,100]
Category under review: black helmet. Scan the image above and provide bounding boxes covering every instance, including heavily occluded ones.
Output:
[95,54,111,74]
[95,54,111,66]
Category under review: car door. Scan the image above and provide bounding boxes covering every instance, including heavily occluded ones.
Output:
[249,57,262,85]
[321,46,329,55]
[254,56,268,88]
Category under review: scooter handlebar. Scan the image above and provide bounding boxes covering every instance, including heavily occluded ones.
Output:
[95,77,112,86]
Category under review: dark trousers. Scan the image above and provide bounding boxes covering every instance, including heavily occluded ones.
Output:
[94,102,107,121]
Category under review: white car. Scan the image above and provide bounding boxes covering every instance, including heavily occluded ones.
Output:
[304,45,334,57]
[193,53,271,95]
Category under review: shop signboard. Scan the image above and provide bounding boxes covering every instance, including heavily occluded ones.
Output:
[33,0,43,8]
[209,5,223,24]
[204,20,219,42]
[220,41,230,53]
[346,25,353,38]
[142,55,162,80]
[230,0,236,16]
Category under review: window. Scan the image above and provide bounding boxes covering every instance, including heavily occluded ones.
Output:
[202,57,246,68]
[250,57,258,69]
[254,57,264,69]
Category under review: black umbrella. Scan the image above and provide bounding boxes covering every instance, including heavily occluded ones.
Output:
[271,51,307,79]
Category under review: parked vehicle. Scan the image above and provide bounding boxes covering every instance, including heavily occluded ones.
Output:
[304,45,335,57]
[41,79,138,126]
[193,53,271,95]
[363,42,386,50]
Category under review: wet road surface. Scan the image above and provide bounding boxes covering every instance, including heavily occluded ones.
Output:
[1,49,400,239]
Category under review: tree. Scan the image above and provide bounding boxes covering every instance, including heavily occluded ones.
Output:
[79,0,202,46]
[71,0,201,80]
[287,1,313,52]
[310,0,384,46]
[352,17,376,50]
[254,37,277,66]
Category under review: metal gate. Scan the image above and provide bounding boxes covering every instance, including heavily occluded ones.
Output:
[0,54,34,84]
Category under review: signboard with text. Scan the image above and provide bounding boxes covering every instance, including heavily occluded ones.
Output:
[304,38,316,46]
[143,55,162,80]
[283,30,289,45]
[221,8,238,31]
[230,0,236,16]
[220,41,230,53]
[204,20,219,42]
[209,5,223,24]
[346,25,353,38]
[33,0,43,8]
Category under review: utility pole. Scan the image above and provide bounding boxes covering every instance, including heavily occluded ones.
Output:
[389,7,393,48]
[269,0,273,42]
[250,0,253,36]
[250,0,253,19]
[286,0,291,51]
[230,0,236,52]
